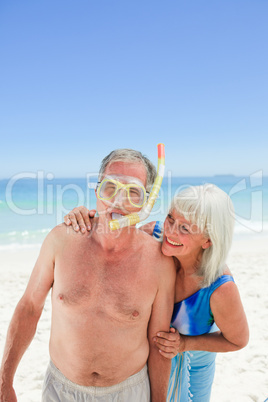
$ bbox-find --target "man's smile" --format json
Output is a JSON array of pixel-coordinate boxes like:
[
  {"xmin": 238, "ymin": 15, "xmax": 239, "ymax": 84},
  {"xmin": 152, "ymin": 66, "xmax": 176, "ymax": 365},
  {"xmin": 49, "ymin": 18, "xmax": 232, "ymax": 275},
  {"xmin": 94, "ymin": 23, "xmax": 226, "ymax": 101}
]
[{"xmin": 111, "ymin": 212, "xmax": 124, "ymax": 220}]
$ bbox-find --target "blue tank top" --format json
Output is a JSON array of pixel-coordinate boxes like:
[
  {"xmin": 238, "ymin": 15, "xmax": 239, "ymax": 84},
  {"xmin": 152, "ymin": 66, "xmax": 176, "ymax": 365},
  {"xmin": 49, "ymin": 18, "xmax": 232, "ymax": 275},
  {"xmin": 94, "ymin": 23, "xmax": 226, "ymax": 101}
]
[{"xmin": 171, "ymin": 275, "xmax": 235, "ymax": 336}]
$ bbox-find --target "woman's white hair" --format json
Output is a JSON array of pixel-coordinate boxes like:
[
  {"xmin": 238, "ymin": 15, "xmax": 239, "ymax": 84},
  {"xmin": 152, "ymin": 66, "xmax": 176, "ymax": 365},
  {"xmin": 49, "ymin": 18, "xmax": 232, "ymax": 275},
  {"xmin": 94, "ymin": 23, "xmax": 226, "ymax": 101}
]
[{"xmin": 170, "ymin": 184, "xmax": 235, "ymax": 288}]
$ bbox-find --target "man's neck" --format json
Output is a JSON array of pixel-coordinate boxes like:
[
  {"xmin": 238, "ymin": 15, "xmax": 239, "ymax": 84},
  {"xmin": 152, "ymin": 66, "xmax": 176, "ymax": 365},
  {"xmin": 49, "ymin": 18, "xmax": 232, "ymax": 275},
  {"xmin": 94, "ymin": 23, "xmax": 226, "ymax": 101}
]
[{"xmin": 92, "ymin": 218, "xmax": 138, "ymax": 253}]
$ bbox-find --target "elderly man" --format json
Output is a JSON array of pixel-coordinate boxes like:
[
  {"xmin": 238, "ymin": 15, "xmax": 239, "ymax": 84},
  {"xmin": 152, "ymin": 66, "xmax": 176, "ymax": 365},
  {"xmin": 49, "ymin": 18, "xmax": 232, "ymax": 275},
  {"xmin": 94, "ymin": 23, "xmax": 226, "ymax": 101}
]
[{"xmin": 0, "ymin": 149, "xmax": 176, "ymax": 402}]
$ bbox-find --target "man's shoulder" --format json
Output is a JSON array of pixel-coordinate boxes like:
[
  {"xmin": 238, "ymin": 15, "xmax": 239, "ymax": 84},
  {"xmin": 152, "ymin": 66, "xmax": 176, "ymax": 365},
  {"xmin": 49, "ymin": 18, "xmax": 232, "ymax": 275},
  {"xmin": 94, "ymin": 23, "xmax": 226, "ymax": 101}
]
[
  {"xmin": 44, "ymin": 224, "xmax": 80, "ymax": 248},
  {"xmin": 135, "ymin": 228, "xmax": 162, "ymax": 252},
  {"xmin": 49, "ymin": 223, "xmax": 69, "ymax": 240},
  {"xmin": 50, "ymin": 223, "xmax": 87, "ymax": 238},
  {"xmin": 136, "ymin": 230, "xmax": 176, "ymax": 271},
  {"xmin": 158, "ymin": 252, "xmax": 176, "ymax": 273}
]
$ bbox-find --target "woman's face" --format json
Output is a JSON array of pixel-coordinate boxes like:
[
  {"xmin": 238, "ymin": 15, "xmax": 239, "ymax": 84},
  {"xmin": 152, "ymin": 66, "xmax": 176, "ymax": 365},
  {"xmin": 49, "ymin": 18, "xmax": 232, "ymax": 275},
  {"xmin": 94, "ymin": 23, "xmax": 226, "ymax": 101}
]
[{"xmin": 161, "ymin": 209, "xmax": 211, "ymax": 259}]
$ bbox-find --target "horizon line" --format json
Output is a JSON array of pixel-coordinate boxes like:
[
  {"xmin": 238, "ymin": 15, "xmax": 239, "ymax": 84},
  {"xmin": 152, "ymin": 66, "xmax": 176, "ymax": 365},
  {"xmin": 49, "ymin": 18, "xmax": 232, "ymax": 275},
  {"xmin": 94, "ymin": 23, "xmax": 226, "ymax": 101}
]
[{"xmin": 0, "ymin": 173, "xmax": 267, "ymax": 181}]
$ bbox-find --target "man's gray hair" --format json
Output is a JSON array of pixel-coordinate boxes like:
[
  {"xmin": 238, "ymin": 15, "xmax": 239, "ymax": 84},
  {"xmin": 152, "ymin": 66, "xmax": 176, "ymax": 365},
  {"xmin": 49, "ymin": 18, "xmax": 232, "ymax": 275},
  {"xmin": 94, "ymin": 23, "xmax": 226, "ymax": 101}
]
[{"xmin": 99, "ymin": 149, "xmax": 157, "ymax": 190}]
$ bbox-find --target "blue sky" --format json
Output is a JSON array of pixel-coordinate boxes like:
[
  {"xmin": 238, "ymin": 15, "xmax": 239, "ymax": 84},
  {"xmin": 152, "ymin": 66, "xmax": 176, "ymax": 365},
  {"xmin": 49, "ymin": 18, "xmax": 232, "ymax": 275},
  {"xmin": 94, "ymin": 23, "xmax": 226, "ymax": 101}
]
[{"xmin": 0, "ymin": 0, "xmax": 267, "ymax": 178}]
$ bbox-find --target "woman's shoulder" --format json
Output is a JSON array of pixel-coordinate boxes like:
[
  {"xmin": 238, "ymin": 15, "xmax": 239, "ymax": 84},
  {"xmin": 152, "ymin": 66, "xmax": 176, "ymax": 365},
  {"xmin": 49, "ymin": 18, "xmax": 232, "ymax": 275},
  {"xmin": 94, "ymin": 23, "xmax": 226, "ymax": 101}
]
[
  {"xmin": 206, "ymin": 269, "xmax": 235, "ymax": 299},
  {"xmin": 222, "ymin": 265, "xmax": 233, "ymax": 276},
  {"xmin": 210, "ymin": 272, "xmax": 237, "ymax": 303}
]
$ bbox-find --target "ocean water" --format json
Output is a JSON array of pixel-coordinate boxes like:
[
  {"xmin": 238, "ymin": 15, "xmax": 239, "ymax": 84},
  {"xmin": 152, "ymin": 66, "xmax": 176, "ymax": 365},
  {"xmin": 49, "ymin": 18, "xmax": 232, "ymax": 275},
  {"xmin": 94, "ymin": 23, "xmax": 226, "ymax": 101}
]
[{"xmin": 0, "ymin": 173, "xmax": 267, "ymax": 249}]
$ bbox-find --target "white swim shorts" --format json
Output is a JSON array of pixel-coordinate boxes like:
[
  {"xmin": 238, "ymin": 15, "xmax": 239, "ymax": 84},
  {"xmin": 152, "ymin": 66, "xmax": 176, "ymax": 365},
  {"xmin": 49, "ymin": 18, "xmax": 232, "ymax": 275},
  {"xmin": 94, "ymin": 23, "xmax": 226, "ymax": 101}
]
[{"xmin": 42, "ymin": 360, "xmax": 150, "ymax": 402}]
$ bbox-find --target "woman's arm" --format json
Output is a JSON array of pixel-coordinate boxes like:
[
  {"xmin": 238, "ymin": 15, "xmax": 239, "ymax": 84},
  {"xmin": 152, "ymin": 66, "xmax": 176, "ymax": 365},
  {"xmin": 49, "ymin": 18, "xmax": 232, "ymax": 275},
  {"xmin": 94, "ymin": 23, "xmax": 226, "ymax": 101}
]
[
  {"xmin": 154, "ymin": 281, "xmax": 249, "ymax": 358},
  {"xmin": 64, "ymin": 207, "xmax": 158, "ymax": 236}
]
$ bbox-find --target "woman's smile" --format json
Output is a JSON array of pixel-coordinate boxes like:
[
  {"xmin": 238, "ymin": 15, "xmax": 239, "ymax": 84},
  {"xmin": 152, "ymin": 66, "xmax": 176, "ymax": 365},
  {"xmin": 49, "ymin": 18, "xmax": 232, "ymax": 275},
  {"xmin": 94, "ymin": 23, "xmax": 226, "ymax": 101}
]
[{"xmin": 166, "ymin": 237, "xmax": 183, "ymax": 247}]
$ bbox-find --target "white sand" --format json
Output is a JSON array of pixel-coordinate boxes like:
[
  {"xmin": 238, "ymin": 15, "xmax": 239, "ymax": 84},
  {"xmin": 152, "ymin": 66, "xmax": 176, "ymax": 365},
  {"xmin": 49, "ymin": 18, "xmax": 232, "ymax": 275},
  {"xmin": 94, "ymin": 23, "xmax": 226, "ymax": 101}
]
[
  {"xmin": 211, "ymin": 234, "xmax": 268, "ymax": 402},
  {"xmin": 0, "ymin": 236, "xmax": 268, "ymax": 402}
]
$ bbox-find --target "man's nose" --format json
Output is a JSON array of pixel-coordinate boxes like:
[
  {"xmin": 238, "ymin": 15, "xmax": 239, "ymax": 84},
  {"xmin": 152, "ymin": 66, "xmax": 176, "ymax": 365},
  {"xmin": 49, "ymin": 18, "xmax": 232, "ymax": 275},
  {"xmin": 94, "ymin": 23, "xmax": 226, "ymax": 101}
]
[{"xmin": 112, "ymin": 188, "xmax": 127, "ymax": 206}]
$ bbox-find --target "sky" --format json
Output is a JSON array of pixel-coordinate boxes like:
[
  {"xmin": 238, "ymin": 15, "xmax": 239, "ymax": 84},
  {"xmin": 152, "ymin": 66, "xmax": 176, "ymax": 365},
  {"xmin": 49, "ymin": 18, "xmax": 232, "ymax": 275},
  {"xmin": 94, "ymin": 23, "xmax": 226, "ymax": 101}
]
[{"xmin": 0, "ymin": 0, "xmax": 268, "ymax": 178}]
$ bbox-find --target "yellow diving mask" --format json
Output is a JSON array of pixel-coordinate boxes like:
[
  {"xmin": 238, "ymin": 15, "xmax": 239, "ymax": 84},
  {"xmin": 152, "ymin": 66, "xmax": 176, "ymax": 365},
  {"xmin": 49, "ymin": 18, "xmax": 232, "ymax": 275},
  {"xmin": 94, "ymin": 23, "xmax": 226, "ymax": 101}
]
[{"xmin": 96, "ymin": 175, "xmax": 149, "ymax": 209}]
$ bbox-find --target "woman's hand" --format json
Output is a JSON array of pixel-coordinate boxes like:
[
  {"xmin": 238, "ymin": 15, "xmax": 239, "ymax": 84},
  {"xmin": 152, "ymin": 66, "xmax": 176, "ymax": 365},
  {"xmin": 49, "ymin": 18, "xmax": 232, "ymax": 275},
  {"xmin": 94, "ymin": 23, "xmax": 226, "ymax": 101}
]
[
  {"xmin": 153, "ymin": 327, "xmax": 186, "ymax": 358},
  {"xmin": 64, "ymin": 206, "xmax": 96, "ymax": 233}
]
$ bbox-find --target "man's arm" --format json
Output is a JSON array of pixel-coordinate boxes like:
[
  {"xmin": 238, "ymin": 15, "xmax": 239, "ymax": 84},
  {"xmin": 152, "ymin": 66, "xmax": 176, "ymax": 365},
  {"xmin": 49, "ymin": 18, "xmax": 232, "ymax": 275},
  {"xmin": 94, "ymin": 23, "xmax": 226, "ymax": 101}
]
[
  {"xmin": 0, "ymin": 228, "xmax": 57, "ymax": 401},
  {"xmin": 147, "ymin": 254, "xmax": 176, "ymax": 402}
]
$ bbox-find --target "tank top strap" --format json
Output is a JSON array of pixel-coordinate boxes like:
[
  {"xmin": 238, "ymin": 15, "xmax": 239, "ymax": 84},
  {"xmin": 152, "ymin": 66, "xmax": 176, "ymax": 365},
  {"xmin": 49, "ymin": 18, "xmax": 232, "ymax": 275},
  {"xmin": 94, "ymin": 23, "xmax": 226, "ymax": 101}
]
[
  {"xmin": 208, "ymin": 275, "xmax": 235, "ymax": 298},
  {"xmin": 152, "ymin": 220, "xmax": 164, "ymax": 241}
]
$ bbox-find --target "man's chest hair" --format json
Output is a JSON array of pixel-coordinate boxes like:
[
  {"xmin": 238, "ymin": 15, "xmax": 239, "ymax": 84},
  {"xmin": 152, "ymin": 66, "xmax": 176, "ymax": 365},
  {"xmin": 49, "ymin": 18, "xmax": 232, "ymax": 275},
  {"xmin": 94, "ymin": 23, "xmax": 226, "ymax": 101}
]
[{"xmin": 54, "ymin": 245, "xmax": 159, "ymax": 315}]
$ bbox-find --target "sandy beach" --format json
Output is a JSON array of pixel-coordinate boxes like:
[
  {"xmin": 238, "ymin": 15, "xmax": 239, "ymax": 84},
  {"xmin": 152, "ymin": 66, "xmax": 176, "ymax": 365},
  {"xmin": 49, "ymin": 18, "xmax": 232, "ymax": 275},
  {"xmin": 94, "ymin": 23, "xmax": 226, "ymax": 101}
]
[{"xmin": 0, "ymin": 234, "xmax": 267, "ymax": 402}]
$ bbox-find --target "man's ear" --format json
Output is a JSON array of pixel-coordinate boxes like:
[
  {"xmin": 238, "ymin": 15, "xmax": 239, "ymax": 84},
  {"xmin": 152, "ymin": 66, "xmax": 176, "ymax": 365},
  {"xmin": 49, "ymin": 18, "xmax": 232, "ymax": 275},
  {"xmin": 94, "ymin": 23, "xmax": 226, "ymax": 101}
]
[{"xmin": 202, "ymin": 239, "xmax": 212, "ymax": 250}]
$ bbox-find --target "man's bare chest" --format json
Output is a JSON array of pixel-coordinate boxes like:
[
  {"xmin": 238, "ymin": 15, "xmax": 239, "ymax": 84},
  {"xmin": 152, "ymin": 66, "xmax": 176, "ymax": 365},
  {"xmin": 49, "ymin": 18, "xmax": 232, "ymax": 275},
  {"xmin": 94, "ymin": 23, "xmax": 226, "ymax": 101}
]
[{"xmin": 53, "ymin": 243, "xmax": 158, "ymax": 321}]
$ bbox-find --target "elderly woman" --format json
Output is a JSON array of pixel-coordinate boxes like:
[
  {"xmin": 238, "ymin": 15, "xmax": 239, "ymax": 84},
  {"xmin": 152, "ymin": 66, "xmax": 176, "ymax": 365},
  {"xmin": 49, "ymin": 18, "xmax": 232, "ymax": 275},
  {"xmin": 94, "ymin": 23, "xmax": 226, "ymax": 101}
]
[{"xmin": 65, "ymin": 184, "xmax": 249, "ymax": 402}]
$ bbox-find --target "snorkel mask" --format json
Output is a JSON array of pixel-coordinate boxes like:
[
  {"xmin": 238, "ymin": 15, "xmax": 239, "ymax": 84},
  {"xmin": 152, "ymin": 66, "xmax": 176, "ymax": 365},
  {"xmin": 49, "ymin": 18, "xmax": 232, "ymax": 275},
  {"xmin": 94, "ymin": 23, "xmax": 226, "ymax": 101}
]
[
  {"xmin": 109, "ymin": 143, "xmax": 165, "ymax": 230},
  {"xmin": 97, "ymin": 175, "xmax": 149, "ymax": 210}
]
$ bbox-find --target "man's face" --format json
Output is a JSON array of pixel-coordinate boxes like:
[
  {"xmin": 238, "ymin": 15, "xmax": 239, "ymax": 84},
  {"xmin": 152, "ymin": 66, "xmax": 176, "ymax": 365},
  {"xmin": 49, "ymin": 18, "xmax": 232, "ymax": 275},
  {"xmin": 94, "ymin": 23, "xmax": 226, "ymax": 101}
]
[{"xmin": 96, "ymin": 161, "xmax": 147, "ymax": 221}]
